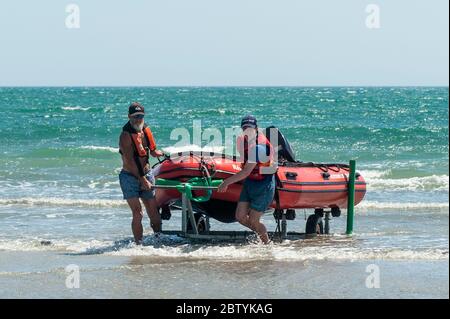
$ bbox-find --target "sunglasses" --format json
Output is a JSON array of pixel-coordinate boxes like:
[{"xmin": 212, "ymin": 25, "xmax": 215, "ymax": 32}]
[{"xmin": 131, "ymin": 114, "xmax": 145, "ymax": 119}]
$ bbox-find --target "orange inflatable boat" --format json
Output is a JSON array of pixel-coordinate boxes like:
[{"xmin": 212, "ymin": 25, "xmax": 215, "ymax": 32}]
[{"xmin": 153, "ymin": 130, "xmax": 366, "ymax": 225}]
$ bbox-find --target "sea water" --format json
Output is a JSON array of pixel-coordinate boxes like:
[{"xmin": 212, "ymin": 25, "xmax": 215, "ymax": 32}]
[{"xmin": 0, "ymin": 87, "xmax": 448, "ymax": 298}]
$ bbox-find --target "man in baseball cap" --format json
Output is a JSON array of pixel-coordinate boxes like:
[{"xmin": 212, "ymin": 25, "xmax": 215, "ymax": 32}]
[
  {"xmin": 118, "ymin": 102, "xmax": 165, "ymax": 244},
  {"xmin": 240, "ymin": 114, "xmax": 257, "ymax": 129},
  {"xmin": 218, "ymin": 114, "xmax": 276, "ymax": 244}
]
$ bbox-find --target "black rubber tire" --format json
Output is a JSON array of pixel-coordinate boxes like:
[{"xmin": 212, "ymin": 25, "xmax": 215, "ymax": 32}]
[
  {"xmin": 187, "ymin": 213, "xmax": 208, "ymax": 234},
  {"xmin": 331, "ymin": 207, "xmax": 341, "ymax": 218},
  {"xmin": 305, "ymin": 214, "xmax": 324, "ymax": 235},
  {"xmin": 160, "ymin": 205, "xmax": 172, "ymax": 220}
]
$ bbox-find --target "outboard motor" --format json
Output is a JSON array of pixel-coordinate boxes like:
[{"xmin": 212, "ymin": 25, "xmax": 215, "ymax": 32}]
[{"xmin": 265, "ymin": 126, "xmax": 296, "ymax": 162}]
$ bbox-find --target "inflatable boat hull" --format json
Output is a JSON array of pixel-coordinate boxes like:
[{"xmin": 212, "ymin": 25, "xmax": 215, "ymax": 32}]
[{"xmin": 153, "ymin": 153, "xmax": 366, "ymax": 223}]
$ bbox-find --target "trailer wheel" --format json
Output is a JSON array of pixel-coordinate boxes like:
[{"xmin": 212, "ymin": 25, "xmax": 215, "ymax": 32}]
[
  {"xmin": 160, "ymin": 204, "xmax": 172, "ymax": 220},
  {"xmin": 305, "ymin": 214, "xmax": 324, "ymax": 235},
  {"xmin": 187, "ymin": 213, "xmax": 209, "ymax": 234}
]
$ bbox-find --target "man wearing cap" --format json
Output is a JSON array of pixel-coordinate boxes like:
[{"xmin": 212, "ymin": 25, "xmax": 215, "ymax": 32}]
[
  {"xmin": 119, "ymin": 102, "xmax": 165, "ymax": 244},
  {"xmin": 217, "ymin": 115, "xmax": 276, "ymax": 244}
]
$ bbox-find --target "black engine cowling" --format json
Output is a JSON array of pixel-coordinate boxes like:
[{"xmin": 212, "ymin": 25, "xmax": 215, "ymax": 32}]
[{"xmin": 265, "ymin": 126, "xmax": 296, "ymax": 162}]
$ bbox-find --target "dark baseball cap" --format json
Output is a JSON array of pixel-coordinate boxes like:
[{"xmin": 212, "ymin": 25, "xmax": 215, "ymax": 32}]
[
  {"xmin": 241, "ymin": 114, "xmax": 257, "ymax": 128},
  {"xmin": 129, "ymin": 102, "xmax": 145, "ymax": 116}
]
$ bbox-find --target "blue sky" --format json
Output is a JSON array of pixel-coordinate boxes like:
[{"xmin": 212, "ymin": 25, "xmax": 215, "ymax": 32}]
[{"xmin": 0, "ymin": 0, "xmax": 448, "ymax": 86}]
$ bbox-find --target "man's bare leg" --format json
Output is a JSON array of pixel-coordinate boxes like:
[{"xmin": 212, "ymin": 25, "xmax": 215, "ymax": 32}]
[
  {"xmin": 126, "ymin": 198, "xmax": 144, "ymax": 244},
  {"xmin": 248, "ymin": 209, "xmax": 269, "ymax": 244},
  {"xmin": 235, "ymin": 201, "xmax": 257, "ymax": 231},
  {"xmin": 142, "ymin": 198, "xmax": 162, "ymax": 233}
]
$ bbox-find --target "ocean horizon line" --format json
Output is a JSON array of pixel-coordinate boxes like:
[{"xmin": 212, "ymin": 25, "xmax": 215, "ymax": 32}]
[{"xmin": 0, "ymin": 85, "xmax": 448, "ymax": 89}]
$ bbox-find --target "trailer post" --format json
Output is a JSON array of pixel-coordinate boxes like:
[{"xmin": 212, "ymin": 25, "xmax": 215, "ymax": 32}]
[{"xmin": 346, "ymin": 160, "xmax": 356, "ymax": 235}]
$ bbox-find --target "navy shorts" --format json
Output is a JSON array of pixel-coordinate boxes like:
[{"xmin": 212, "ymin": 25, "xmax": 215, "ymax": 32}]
[
  {"xmin": 239, "ymin": 175, "xmax": 275, "ymax": 212},
  {"xmin": 119, "ymin": 169, "xmax": 156, "ymax": 200}
]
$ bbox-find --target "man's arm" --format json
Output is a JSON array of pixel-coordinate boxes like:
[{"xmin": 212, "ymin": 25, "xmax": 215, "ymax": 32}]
[
  {"xmin": 217, "ymin": 162, "xmax": 257, "ymax": 193},
  {"xmin": 146, "ymin": 128, "xmax": 165, "ymax": 158}
]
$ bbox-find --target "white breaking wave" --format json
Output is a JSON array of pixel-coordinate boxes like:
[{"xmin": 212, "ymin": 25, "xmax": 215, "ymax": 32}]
[
  {"xmin": 360, "ymin": 170, "xmax": 449, "ymax": 192},
  {"xmin": 61, "ymin": 106, "xmax": 91, "ymax": 111},
  {"xmin": 0, "ymin": 196, "xmax": 447, "ymax": 212},
  {"xmin": 80, "ymin": 145, "xmax": 119, "ymax": 153},
  {"xmin": 0, "ymin": 237, "xmax": 447, "ymax": 261},
  {"xmin": 0, "ymin": 238, "xmax": 115, "ymax": 252},
  {"xmin": 357, "ymin": 201, "xmax": 449, "ymax": 210},
  {"xmin": 368, "ymin": 175, "xmax": 449, "ymax": 192},
  {"xmin": 359, "ymin": 169, "xmax": 391, "ymax": 179},
  {"xmin": 0, "ymin": 197, "xmax": 126, "ymax": 208},
  {"xmin": 269, "ymin": 246, "xmax": 449, "ymax": 261},
  {"xmin": 86, "ymin": 246, "xmax": 450, "ymax": 261}
]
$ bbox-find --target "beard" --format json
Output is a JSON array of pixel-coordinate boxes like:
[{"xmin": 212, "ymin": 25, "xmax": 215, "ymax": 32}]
[{"xmin": 131, "ymin": 121, "xmax": 144, "ymax": 132}]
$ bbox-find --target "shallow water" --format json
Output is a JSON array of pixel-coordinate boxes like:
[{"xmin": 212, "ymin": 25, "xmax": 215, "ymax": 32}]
[
  {"xmin": 0, "ymin": 205, "xmax": 448, "ymax": 298},
  {"xmin": 0, "ymin": 251, "xmax": 448, "ymax": 299}
]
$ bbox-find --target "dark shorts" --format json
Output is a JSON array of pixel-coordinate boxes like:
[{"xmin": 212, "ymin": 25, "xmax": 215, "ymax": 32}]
[
  {"xmin": 119, "ymin": 169, "xmax": 156, "ymax": 200},
  {"xmin": 239, "ymin": 175, "xmax": 275, "ymax": 212}
]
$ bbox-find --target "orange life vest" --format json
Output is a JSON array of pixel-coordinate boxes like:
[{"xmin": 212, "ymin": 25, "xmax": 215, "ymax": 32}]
[
  {"xmin": 120, "ymin": 122, "xmax": 157, "ymax": 177},
  {"xmin": 130, "ymin": 126, "xmax": 157, "ymax": 157},
  {"xmin": 237, "ymin": 131, "xmax": 275, "ymax": 181},
  {"xmin": 121, "ymin": 122, "xmax": 157, "ymax": 158}
]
